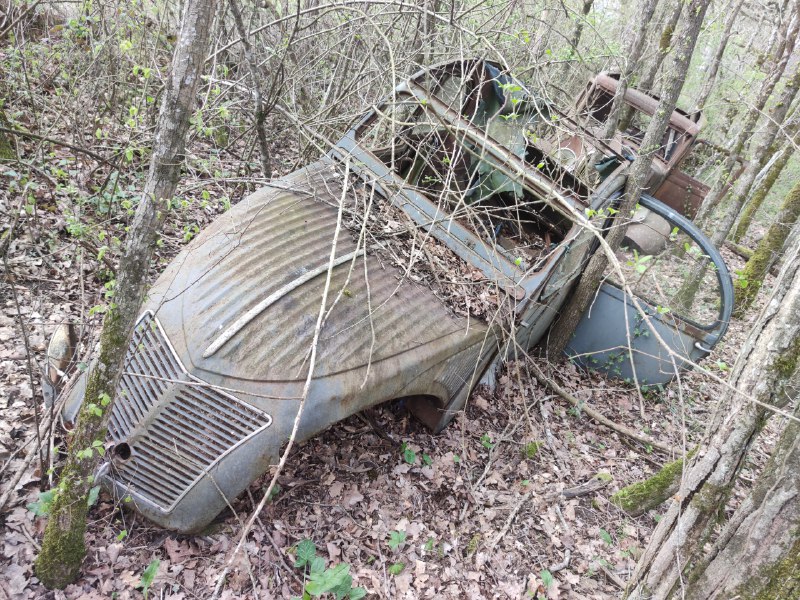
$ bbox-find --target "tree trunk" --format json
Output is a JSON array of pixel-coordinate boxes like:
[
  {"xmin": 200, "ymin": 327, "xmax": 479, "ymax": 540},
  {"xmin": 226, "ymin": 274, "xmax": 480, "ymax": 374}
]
[
  {"xmin": 34, "ymin": 0, "xmax": 217, "ymax": 589},
  {"xmin": 626, "ymin": 221, "xmax": 800, "ymax": 599},
  {"xmin": 693, "ymin": 0, "xmax": 744, "ymax": 112},
  {"xmin": 228, "ymin": 0, "xmax": 272, "ymax": 178},
  {"xmin": 566, "ymin": 0, "xmax": 595, "ymax": 58},
  {"xmin": 706, "ymin": 61, "xmax": 800, "ymax": 249},
  {"xmin": 629, "ymin": 0, "xmax": 682, "ymax": 95},
  {"xmin": 0, "ymin": 105, "xmax": 14, "ymax": 160},
  {"xmin": 685, "ymin": 400, "xmax": 800, "ymax": 599},
  {"xmin": 734, "ymin": 179, "xmax": 800, "ymax": 315},
  {"xmin": 694, "ymin": 6, "xmax": 798, "ymax": 226},
  {"xmin": 547, "ymin": 0, "xmax": 710, "ymax": 358},
  {"xmin": 600, "ymin": 0, "xmax": 660, "ymax": 140},
  {"xmin": 732, "ymin": 117, "xmax": 797, "ymax": 243}
]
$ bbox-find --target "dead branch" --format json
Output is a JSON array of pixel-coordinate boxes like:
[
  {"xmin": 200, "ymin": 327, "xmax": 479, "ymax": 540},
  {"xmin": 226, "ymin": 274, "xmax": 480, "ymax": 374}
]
[{"xmin": 530, "ymin": 361, "xmax": 679, "ymax": 456}]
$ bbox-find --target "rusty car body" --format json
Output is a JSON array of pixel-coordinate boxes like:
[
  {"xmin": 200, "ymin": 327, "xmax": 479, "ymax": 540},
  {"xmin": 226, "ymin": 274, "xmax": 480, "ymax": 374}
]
[{"xmin": 56, "ymin": 59, "xmax": 733, "ymax": 533}]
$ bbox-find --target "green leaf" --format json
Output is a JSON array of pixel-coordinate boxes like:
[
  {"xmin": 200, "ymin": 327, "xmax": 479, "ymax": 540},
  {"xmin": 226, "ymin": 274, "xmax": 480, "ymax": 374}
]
[
  {"xmin": 27, "ymin": 489, "xmax": 57, "ymax": 517},
  {"xmin": 309, "ymin": 555, "xmax": 326, "ymax": 575},
  {"xmin": 387, "ymin": 562, "xmax": 405, "ymax": 575},
  {"xmin": 387, "ymin": 530, "xmax": 407, "ymax": 550},
  {"xmin": 421, "ymin": 453, "xmax": 433, "ymax": 466},
  {"xmin": 139, "ymin": 559, "xmax": 159, "ymax": 598},
  {"xmin": 599, "ymin": 528, "xmax": 613, "ymax": 545},
  {"xmin": 116, "ymin": 529, "xmax": 128, "ymax": 541},
  {"xmin": 400, "ymin": 442, "xmax": 416, "ymax": 464},
  {"xmin": 541, "ymin": 569, "xmax": 554, "ymax": 588},
  {"xmin": 295, "ymin": 539, "xmax": 316, "ymax": 568},
  {"xmin": 349, "ymin": 587, "xmax": 367, "ymax": 600},
  {"xmin": 305, "ymin": 563, "xmax": 351, "ymax": 596},
  {"xmin": 87, "ymin": 485, "xmax": 101, "ymax": 507}
]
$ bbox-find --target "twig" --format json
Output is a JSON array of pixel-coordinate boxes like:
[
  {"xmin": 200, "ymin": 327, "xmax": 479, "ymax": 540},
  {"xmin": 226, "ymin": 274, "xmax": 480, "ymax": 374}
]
[
  {"xmin": 549, "ymin": 505, "xmax": 571, "ymax": 572},
  {"xmin": 210, "ymin": 160, "xmax": 352, "ymax": 600},
  {"xmin": 530, "ymin": 362, "xmax": 678, "ymax": 455},
  {"xmin": 0, "ymin": 125, "xmax": 111, "ymax": 165},
  {"xmin": 539, "ymin": 396, "xmax": 569, "ymax": 476}
]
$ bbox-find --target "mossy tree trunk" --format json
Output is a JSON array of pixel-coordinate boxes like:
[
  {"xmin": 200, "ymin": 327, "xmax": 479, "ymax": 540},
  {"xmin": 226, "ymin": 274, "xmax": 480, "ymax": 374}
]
[
  {"xmin": 547, "ymin": 0, "xmax": 710, "ymax": 358},
  {"xmin": 0, "ymin": 105, "xmax": 14, "ymax": 160},
  {"xmin": 625, "ymin": 226, "xmax": 800, "ymax": 599},
  {"xmin": 694, "ymin": 11, "xmax": 798, "ymax": 227},
  {"xmin": 611, "ymin": 449, "xmax": 696, "ymax": 516},
  {"xmin": 34, "ymin": 0, "xmax": 217, "ymax": 589},
  {"xmin": 692, "ymin": 0, "xmax": 743, "ymax": 112},
  {"xmin": 734, "ymin": 180, "xmax": 800, "ymax": 316},
  {"xmin": 731, "ymin": 134, "xmax": 795, "ymax": 244},
  {"xmin": 685, "ymin": 400, "xmax": 800, "ymax": 599}
]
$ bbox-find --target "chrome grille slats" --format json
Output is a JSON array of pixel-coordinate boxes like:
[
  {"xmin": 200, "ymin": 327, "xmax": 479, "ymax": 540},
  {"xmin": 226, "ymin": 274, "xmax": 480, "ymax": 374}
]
[{"xmin": 107, "ymin": 311, "xmax": 273, "ymax": 513}]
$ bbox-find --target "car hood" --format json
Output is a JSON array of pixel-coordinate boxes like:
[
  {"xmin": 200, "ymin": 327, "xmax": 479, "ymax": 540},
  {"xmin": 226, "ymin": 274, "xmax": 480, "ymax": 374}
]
[{"xmin": 146, "ymin": 160, "xmax": 468, "ymax": 384}]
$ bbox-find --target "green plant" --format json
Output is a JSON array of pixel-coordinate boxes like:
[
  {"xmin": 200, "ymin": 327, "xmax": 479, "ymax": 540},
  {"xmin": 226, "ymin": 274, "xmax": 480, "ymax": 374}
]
[
  {"xmin": 138, "ymin": 559, "xmax": 159, "ymax": 599},
  {"xmin": 387, "ymin": 530, "xmax": 407, "ymax": 550},
  {"xmin": 480, "ymin": 433, "xmax": 494, "ymax": 449},
  {"xmin": 292, "ymin": 539, "xmax": 366, "ymax": 599},
  {"xmin": 400, "ymin": 441, "xmax": 416, "ymax": 464},
  {"xmin": 387, "ymin": 562, "xmax": 405, "ymax": 575}
]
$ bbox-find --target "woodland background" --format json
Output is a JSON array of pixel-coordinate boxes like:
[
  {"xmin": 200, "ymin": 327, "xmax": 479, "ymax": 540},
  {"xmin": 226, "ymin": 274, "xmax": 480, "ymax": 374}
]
[{"xmin": 1, "ymin": 0, "xmax": 799, "ymax": 598}]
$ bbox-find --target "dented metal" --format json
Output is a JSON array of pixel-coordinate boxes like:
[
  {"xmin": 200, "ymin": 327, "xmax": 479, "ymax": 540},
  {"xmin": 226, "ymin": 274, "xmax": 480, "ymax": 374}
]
[{"xmin": 58, "ymin": 59, "xmax": 732, "ymax": 533}]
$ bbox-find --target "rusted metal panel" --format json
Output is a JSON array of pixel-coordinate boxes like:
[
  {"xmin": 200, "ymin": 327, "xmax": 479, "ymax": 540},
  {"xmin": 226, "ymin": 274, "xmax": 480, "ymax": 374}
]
[{"xmin": 653, "ymin": 168, "xmax": 709, "ymax": 218}]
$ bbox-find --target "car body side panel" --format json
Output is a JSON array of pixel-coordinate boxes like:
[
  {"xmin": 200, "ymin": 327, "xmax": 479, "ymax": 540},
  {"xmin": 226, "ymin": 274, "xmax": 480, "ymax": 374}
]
[{"xmin": 142, "ymin": 161, "xmax": 471, "ymax": 385}]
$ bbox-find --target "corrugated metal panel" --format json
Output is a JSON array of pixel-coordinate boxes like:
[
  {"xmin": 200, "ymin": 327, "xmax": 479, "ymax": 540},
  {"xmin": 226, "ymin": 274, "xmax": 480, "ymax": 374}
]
[
  {"xmin": 108, "ymin": 313, "xmax": 273, "ymax": 512},
  {"xmin": 180, "ymin": 162, "xmax": 465, "ymax": 381}
]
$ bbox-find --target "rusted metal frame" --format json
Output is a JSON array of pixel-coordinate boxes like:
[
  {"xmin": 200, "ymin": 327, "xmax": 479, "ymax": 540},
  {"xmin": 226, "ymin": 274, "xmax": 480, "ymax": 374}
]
[{"xmin": 591, "ymin": 73, "xmax": 701, "ymax": 135}]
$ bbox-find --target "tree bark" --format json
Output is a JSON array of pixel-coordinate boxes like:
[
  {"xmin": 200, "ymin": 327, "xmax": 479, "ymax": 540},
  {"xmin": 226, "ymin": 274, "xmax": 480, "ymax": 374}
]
[
  {"xmin": 732, "ymin": 116, "xmax": 798, "ymax": 243},
  {"xmin": 686, "ymin": 400, "xmax": 800, "ymax": 599},
  {"xmin": 734, "ymin": 179, "xmax": 800, "ymax": 315},
  {"xmin": 706, "ymin": 60, "xmax": 800, "ymax": 249},
  {"xmin": 626, "ymin": 221, "xmax": 800, "ymax": 599},
  {"xmin": 34, "ymin": 0, "xmax": 217, "ymax": 589},
  {"xmin": 629, "ymin": 0, "xmax": 682, "ymax": 95},
  {"xmin": 566, "ymin": 0, "xmax": 595, "ymax": 59},
  {"xmin": 547, "ymin": 0, "xmax": 710, "ymax": 358},
  {"xmin": 600, "ymin": 0, "xmax": 660, "ymax": 140},
  {"xmin": 228, "ymin": 0, "xmax": 272, "ymax": 178},
  {"xmin": 694, "ymin": 6, "xmax": 798, "ymax": 227},
  {"xmin": 693, "ymin": 0, "xmax": 743, "ymax": 111}
]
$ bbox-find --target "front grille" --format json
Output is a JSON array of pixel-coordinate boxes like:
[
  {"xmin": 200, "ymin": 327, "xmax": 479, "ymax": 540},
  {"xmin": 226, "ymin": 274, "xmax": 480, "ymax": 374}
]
[{"xmin": 107, "ymin": 312, "xmax": 273, "ymax": 512}]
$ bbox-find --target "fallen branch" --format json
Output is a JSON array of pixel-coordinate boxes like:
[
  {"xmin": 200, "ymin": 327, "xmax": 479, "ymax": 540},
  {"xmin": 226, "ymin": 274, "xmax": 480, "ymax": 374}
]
[
  {"xmin": 530, "ymin": 361, "xmax": 679, "ymax": 455},
  {"xmin": 0, "ymin": 125, "xmax": 112, "ymax": 165}
]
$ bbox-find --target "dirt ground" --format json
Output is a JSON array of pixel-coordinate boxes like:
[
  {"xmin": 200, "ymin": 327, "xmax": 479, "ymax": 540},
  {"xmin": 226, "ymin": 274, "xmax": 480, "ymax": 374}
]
[{"xmin": 0, "ymin": 126, "xmax": 776, "ymax": 599}]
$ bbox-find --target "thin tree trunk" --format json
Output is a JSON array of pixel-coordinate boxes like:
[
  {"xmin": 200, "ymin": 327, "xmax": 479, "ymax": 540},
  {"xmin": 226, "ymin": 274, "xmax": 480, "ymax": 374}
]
[
  {"xmin": 548, "ymin": 0, "xmax": 710, "ymax": 358},
  {"xmin": 600, "ymin": 0, "xmax": 660, "ymax": 140},
  {"xmin": 693, "ymin": 0, "xmax": 744, "ymax": 112},
  {"xmin": 695, "ymin": 5, "xmax": 798, "ymax": 226},
  {"xmin": 734, "ymin": 179, "xmax": 800, "ymax": 315},
  {"xmin": 34, "ymin": 0, "xmax": 217, "ymax": 589},
  {"xmin": 626, "ymin": 222, "xmax": 800, "ymax": 599},
  {"xmin": 229, "ymin": 0, "xmax": 272, "ymax": 178},
  {"xmin": 707, "ymin": 61, "xmax": 800, "ymax": 249},
  {"xmin": 567, "ymin": 0, "xmax": 595, "ymax": 57},
  {"xmin": 631, "ymin": 0, "xmax": 682, "ymax": 95},
  {"xmin": 732, "ymin": 116, "xmax": 798, "ymax": 243}
]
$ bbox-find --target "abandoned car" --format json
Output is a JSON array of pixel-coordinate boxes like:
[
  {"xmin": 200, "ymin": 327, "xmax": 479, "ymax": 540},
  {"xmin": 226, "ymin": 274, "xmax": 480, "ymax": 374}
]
[{"xmin": 54, "ymin": 59, "xmax": 733, "ymax": 533}]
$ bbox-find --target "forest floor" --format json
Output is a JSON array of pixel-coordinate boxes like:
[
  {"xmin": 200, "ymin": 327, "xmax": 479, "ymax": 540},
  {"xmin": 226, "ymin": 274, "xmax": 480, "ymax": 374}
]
[{"xmin": 0, "ymin": 124, "xmax": 779, "ymax": 600}]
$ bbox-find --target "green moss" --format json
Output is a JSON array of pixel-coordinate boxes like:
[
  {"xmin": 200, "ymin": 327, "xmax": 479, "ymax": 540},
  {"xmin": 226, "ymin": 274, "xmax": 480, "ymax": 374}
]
[
  {"xmin": 733, "ymin": 146, "xmax": 789, "ymax": 243},
  {"xmin": 735, "ymin": 180, "xmax": 800, "ymax": 316},
  {"xmin": 611, "ymin": 449, "xmax": 696, "ymax": 515},
  {"xmin": 34, "ymin": 471, "xmax": 90, "ymax": 588},
  {"xmin": 523, "ymin": 441, "xmax": 542, "ymax": 459},
  {"xmin": 771, "ymin": 334, "xmax": 800, "ymax": 381},
  {"xmin": 733, "ymin": 536, "xmax": 800, "ymax": 599}
]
